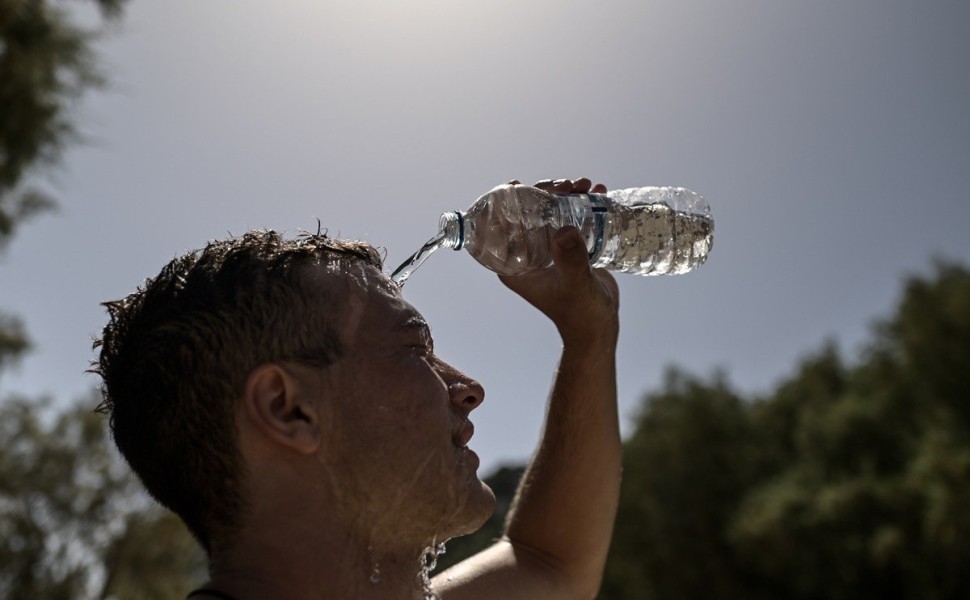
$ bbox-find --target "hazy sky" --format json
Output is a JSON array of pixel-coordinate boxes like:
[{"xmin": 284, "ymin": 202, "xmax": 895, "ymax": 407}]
[{"xmin": 3, "ymin": 0, "xmax": 969, "ymax": 473}]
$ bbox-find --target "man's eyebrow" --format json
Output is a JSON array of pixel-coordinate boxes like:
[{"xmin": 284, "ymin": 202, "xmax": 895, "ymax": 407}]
[{"xmin": 398, "ymin": 314, "xmax": 431, "ymax": 333}]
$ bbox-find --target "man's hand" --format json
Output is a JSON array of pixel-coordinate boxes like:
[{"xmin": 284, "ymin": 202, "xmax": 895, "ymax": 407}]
[{"xmin": 498, "ymin": 178, "xmax": 620, "ymax": 350}]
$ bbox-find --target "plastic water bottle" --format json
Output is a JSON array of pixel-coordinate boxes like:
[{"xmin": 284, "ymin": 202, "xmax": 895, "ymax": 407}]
[{"xmin": 390, "ymin": 183, "xmax": 714, "ymax": 285}]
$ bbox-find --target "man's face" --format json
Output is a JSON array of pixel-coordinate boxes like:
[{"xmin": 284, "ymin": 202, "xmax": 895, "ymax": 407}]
[{"xmin": 308, "ymin": 261, "xmax": 495, "ymax": 545}]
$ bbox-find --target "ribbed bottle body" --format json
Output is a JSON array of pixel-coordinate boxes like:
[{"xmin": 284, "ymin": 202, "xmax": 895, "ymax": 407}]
[{"xmin": 591, "ymin": 187, "xmax": 713, "ymax": 276}]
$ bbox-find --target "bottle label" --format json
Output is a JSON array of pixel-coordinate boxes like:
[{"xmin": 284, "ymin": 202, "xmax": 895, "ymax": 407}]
[{"xmin": 589, "ymin": 196, "xmax": 608, "ymax": 261}]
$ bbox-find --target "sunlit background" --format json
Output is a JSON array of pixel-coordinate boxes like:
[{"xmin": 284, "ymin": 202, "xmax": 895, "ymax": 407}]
[{"xmin": 4, "ymin": 0, "xmax": 969, "ymax": 474}]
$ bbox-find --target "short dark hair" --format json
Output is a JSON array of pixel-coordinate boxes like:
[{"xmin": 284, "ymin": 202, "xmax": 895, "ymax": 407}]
[{"xmin": 93, "ymin": 230, "xmax": 383, "ymax": 553}]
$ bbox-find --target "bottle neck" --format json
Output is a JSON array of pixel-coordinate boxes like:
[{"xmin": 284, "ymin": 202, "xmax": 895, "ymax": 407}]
[{"xmin": 439, "ymin": 211, "xmax": 465, "ymax": 251}]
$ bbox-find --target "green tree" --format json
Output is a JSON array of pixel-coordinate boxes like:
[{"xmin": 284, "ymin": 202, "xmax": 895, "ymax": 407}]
[
  {"xmin": 1, "ymin": 0, "xmax": 129, "ymax": 389},
  {"xmin": 600, "ymin": 261, "xmax": 970, "ymax": 600},
  {"xmin": 730, "ymin": 263, "xmax": 970, "ymax": 600},
  {"xmin": 1, "ymin": 0, "xmax": 127, "ymax": 246},
  {"xmin": 1, "ymin": 3, "xmax": 208, "ymax": 598},
  {"xmin": 600, "ymin": 369, "xmax": 759, "ymax": 600},
  {"xmin": 0, "ymin": 394, "xmax": 206, "ymax": 599},
  {"xmin": 0, "ymin": 313, "xmax": 30, "ymax": 375}
]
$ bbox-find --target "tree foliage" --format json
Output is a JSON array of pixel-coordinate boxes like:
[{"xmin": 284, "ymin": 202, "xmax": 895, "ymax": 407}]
[
  {"xmin": 0, "ymin": 313, "xmax": 30, "ymax": 379},
  {"xmin": 1, "ymin": 0, "xmax": 131, "ymax": 471},
  {"xmin": 0, "ymin": 393, "xmax": 205, "ymax": 600},
  {"xmin": 0, "ymin": 0, "xmax": 126, "ymax": 250},
  {"xmin": 602, "ymin": 261, "xmax": 970, "ymax": 600},
  {"xmin": 0, "ymin": 5, "xmax": 207, "ymax": 597}
]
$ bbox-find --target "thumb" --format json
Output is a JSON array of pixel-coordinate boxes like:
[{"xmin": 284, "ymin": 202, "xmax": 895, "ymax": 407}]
[{"xmin": 550, "ymin": 227, "xmax": 592, "ymax": 280}]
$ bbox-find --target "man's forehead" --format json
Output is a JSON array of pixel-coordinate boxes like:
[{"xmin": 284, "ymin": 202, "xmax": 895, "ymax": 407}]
[
  {"xmin": 305, "ymin": 260, "xmax": 424, "ymax": 342},
  {"xmin": 301, "ymin": 258, "xmax": 391, "ymax": 299}
]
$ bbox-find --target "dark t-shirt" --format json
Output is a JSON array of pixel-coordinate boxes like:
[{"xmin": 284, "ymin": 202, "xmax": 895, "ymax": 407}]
[{"xmin": 186, "ymin": 588, "xmax": 239, "ymax": 600}]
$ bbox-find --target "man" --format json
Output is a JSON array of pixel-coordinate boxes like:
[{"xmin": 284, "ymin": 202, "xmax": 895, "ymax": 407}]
[{"xmin": 94, "ymin": 178, "xmax": 622, "ymax": 600}]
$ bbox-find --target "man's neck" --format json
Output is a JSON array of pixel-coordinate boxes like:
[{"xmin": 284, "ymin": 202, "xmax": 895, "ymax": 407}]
[{"xmin": 203, "ymin": 521, "xmax": 438, "ymax": 600}]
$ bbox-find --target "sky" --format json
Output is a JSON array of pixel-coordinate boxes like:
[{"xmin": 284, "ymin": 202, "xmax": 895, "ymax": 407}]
[{"xmin": 3, "ymin": 0, "xmax": 969, "ymax": 475}]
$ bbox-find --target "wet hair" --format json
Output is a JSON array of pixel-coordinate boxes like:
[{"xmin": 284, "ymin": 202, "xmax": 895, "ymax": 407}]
[{"xmin": 92, "ymin": 230, "xmax": 383, "ymax": 553}]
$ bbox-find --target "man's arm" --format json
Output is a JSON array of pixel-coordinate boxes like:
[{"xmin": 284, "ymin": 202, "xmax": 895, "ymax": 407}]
[{"xmin": 435, "ymin": 179, "xmax": 622, "ymax": 600}]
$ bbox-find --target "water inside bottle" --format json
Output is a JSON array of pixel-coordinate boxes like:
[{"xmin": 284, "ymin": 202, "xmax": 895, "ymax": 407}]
[
  {"xmin": 593, "ymin": 203, "xmax": 714, "ymax": 275},
  {"xmin": 390, "ymin": 230, "xmax": 448, "ymax": 287}
]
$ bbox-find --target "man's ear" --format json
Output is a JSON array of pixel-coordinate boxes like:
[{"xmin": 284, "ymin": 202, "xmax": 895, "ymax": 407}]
[{"xmin": 242, "ymin": 363, "xmax": 322, "ymax": 455}]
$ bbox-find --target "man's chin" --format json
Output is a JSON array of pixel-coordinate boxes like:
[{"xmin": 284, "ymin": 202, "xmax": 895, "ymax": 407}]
[
  {"xmin": 435, "ymin": 480, "xmax": 496, "ymax": 542},
  {"xmin": 459, "ymin": 480, "xmax": 497, "ymax": 537}
]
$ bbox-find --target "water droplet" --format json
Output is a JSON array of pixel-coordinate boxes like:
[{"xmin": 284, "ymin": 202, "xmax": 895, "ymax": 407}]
[
  {"xmin": 418, "ymin": 542, "xmax": 448, "ymax": 600},
  {"xmin": 367, "ymin": 546, "xmax": 381, "ymax": 584}
]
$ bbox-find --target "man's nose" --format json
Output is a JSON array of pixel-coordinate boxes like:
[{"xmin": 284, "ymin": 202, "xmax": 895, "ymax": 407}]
[{"xmin": 448, "ymin": 376, "xmax": 485, "ymax": 412}]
